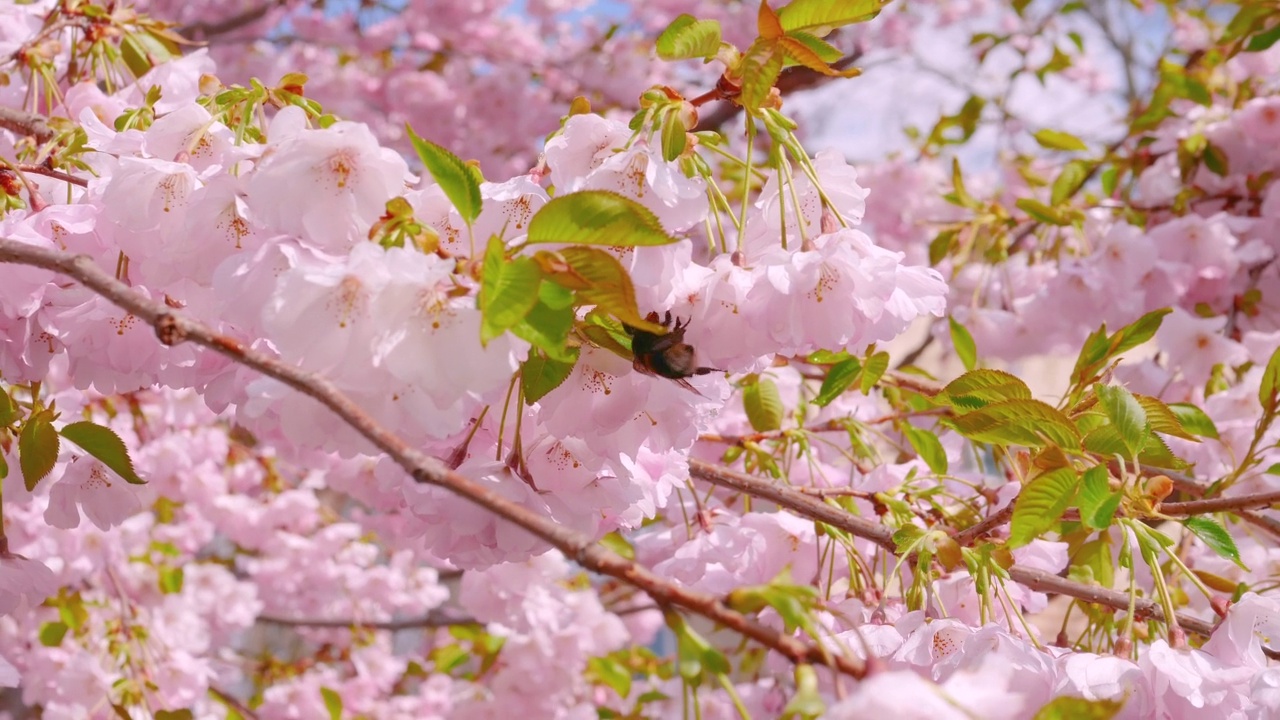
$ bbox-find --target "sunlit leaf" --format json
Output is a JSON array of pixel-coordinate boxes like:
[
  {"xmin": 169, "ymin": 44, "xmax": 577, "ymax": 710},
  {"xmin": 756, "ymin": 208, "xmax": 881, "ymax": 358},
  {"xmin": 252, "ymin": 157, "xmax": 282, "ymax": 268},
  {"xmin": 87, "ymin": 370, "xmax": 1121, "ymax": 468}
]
[{"xmin": 406, "ymin": 126, "xmax": 483, "ymax": 225}]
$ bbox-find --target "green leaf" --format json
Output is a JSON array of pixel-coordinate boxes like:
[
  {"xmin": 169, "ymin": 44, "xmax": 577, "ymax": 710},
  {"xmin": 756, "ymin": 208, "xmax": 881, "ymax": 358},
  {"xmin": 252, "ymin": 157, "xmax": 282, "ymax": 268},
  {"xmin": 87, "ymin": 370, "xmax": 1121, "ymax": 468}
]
[
  {"xmin": 1100, "ymin": 166, "xmax": 1118, "ymax": 196},
  {"xmin": 39, "ymin": 621, "xmax": 68, "ymax": 647},
  {"xmin": 0, "ymin": 387, "xmax": 19, "ymax": 426},
  {"xmin": 1032, "ymin": 129, "xmax": 1088, "ymax": 152},
  {"xmin": 479, "ymin": 239, "xmax": 543, "ymax": 342},
  {"xmin": 661, "ymin": 111, "xmax": 687, "ymax": 161},
  {"xmin": 1016, "ymin": 197, "xmax": 1069, "ymax": 225},
  {"xmin": 1184, "ymin": 517, "xmax": 1248, "ymax": 571},
  {"xmin": 1135, "ymin": 395, "xmax": 1198, "ymax": 441},
  {"xmin": 19, "ymin": 410, "xmax": 59, "ymax": 492},
  {"xmin": 776, "ymin": 0, "xmax": 890, "ymax": 32},
  {"xmin": 526, "ymin": 191, "xmax": 677, "ymax": 247},
  {"xmin": 1051, "ymin": 160, "xmax": 1092, "ymax": 205},
  {"xmin": 785, "ymin": 31, "xmax": 843, "ymax": 63},
  {"xmin": 903, "ymin": 425, "xmax": 948, "ymax": 475},
  {"xmin": 155, "ymin": 712, "xmax": 194, "ymax": 720},
  {"xmin": 1009, "ymin": 467, "xmax": 1079, "ymax": 548},
  {"xmin": 947, "ymin": 399, "xmax": 1080, "ymax": 449},
  {"xmin": 656, "ymin": 14, "xmax": 723, "ymax": 60},
  {"xmin": 738, "ymin": 40, "xmax": 785, "ymax": 111},
  {"xmin": 158, "ymin": 566, "xmax": 184, "ymax": 594},
  {"xmin": 1031, "ymin": 695, "xmax": 1123, "ymax": 720},
  {"xmin": 587, "ymin": 656, "xmax": 633, "ymax": 700},
  {"xmin": 1164, "ymin": 403, "xmax": 1217, "ymax": 439},
  {"xmin": 321, "ymin": 686, "xmax": 343, "ymax": 720},
  {"xmin": 939, "ymin": 369, "xmax": 1033, "ymax": 410},
  {"xmin": 1077, "ymin": 465, "xmax": 1120, "ymax": 530},
  {"xmin": 511, "ymin": 300, "xmax": 577, "ymax": 362},
  {"xmin": 59, "ymin": 421, "xmax": 146, "ymax": 485},
  {"xmin": 814, "ymin": 357, "xmax": 861, "ymax": 407},
  {"xmin": 1095, "ymin": 384, "xmax": 1149, "ymax": 458},
  {"xmin": 1246, "ymin": 23, "xmax": 1280, "ymax": 52},
  {"xmin": 542, "ymin": 246, "xmax": 656, "ymax": 330},
  {"xmin": 522, "ymin": 351, "xmax": 579, "ymax": 404},
  {"xmin": 860, "ymin": 351, "xmax": 889, "ymax": 393},
  {"xmin": 406, "ymin": 126, "xmax": 482, "ymax": 225},
  {"xmin": 948, "ymin": 317, "xmax": 977, "ymax": 371},
  {"xmin": 1110, "ymin": 309, "xmax": 1171, "ymax": 356},
  {"xmin": 1260, "ymin": 346, "xmax": 1280, "ymax": 414},
  {"xmin": 743, "ymin": 376, "xmax": 784, "ymax": 432}
]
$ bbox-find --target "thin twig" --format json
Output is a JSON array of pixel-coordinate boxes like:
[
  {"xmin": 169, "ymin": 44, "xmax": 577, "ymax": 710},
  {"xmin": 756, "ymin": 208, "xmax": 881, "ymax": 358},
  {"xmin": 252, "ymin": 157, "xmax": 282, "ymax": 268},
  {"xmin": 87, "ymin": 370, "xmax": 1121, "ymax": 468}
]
[
  {"xmin": 0, "ymin": 238, "xmax": 866, "ymax": 679},
  {"xmin": 210, "ymin": 686, "xmax": 259, "ymax": 720}
]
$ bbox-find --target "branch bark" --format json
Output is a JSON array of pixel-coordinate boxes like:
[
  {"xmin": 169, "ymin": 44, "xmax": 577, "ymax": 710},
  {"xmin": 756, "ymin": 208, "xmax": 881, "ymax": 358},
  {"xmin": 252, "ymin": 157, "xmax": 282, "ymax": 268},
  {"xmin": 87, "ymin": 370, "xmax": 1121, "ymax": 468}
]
[{"xmin": 0, "ymin": 238, "xmax": 866, "ymax": 679}]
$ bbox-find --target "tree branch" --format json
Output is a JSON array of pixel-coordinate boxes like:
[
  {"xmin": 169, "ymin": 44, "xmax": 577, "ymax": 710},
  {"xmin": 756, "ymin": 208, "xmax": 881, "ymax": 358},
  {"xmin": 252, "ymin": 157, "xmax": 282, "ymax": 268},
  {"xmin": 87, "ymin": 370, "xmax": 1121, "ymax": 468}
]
[
  {"xmin": 0, "ymin": 107, "xmax": 55, "ymax": 143},
  {"xmin": 1160, "ymin": 489, "xmax": 1280, "ymax": 517},
  {"xmin": 0, "ymin": 238, "xmax": 866, "ymax": 679},
  {"xmin": 688, "ymin": 459, "xmax": 1224, "ymax": 639}
]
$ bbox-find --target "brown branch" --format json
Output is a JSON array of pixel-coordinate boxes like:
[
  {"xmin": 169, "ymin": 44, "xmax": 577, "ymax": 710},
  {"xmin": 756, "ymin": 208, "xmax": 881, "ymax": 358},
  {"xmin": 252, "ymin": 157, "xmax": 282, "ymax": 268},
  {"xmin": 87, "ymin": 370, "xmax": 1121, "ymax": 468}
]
[
  {"xmin": 952, "ymin": 500, "xmax": 1015, "ymax": 547},
  {"xmin": 689, "ymin": 459, "xmax": 896, "ymax": 550},
  {"xmin": 0, "ymin": 238, "xmax": 866, "ymax": 679},
  {"xmin": 688, "ymin": 459, "xmax": 1224, "ymax": 640},
  {"xmin": 1006, "ymin": 565, "xmax": 1216, "ymax": 637},
  {"xmin": 0, "ymin": 107, "xmax": 55, "ymax": 143},
  {"xmin": 16, "ymin": 164, "xmax": 87, "ymax": 188},
  {"xmin": 1160, "ymin": 489, "xmax": 1280, "ymax": 517}
]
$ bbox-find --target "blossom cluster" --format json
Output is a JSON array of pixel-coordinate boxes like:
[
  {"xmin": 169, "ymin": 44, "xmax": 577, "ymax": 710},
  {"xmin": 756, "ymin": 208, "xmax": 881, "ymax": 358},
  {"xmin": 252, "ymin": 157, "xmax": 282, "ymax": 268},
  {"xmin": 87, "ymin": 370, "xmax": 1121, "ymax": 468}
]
[{"xmin": 0, "ymin": 0, "xmax": 1279, "ymax": 718}]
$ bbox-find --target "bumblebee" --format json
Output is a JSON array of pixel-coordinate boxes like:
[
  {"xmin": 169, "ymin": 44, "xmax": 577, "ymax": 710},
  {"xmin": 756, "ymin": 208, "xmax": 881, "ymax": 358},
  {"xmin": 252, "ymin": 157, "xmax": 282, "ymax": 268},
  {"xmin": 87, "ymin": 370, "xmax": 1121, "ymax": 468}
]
[{"xmin": 624, "ymin": 311, "xmax": 722, "ymax": 393}]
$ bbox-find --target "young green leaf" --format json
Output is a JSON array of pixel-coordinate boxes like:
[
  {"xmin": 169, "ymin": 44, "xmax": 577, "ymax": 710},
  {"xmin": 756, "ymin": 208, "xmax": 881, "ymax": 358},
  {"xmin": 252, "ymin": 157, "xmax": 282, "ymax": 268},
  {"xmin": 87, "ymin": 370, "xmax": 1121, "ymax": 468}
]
[
  {"xmin": 587, "ymin": 656, "xmax": 633, "ymax": 700},
  {"xmin": 1260, "ymin": 346, "xmax": 1280, "ymax": 415},
  {"xmin": 525, "ymin": 191, "xmax": 677, "ymax": 247},
  {"xmin": 405, "ymin": 126, "xmax": 482, "ymax": 225},
  {"xmin": 1094, "ymin": 384, "xmax": 1149, "ymax": 458},
  {"xmin": 0, "ymin": 387, "xmax": 19, "ymax": 426},
  {"xmin": 948, "ymin": 317, "xmax": 977, "ymax": 371},
  {"xmin": 814, "ymin": 357, "xmax": 861, "ymax": 407},
  {"xmin": 19, "ymin": 411, "xmax": 60, "ymax": 492},
  {"xmin": 859, "ymin": 351, "xmax": 889, "ymax": 393},
  {"xmin": 1183, "ymin": 516, "xmax": 1248, "ymax": 571},
  {"xmin": 939, "ymin": 369, "xmax": 1032, "ymax": 409},
  {"xmin": 1077, "ymin": 465, "xmax": 1120, "ymax": 530},
  {"xmin": 1109, "ymin": 308, "xmax": 1171, "ymax": 356},
  {"xmin": 321, "ymin": 686, "xmax": 343, "ymax": 720},
  {"xmin": 511, "ymin": 300, "xmax": 577, "ymax": 362},
  {"xmin": 743, "ymin": 376, "xmax": 784, "ymax": 432},
  {"xmin": 903, "ymin": 425, "xmax": 948, "ymax": 475},
  {"xmin": 776, "ymin": 0, "xmax": 890, "ymax": 32},
  {"xmin": 59, "ymin": 421, "xmax": 146, "ymax": 485},
  {"xmin": 1032, "ymin": 128, "xmax": 1088, "ymax": 152},
  {"xmin": 1009, "ymin": 467, "xmax": 1079, "ymax": 548},
  {"xmin": 522, "ymin": 350, "xmax": 579, "ymax": 404},
  {"xmin": 1167, "ymin": 402, "xmax": 1220, "ymax": 439},
  {"xmin": 655, "ymin": 15, "xmax": 723, "ymax": 61},
  {"xmin": 479, "ymin": 238, "xmax": 544, "ymax": 342},
  {"xmin": 1031, "ymin": 696, "xmax": 1122, "ymax": 720},
  {"xmin": 1050, "ymin": 159, "xmax": 1091, "ymax": 205},
  {"xmin": 947, "ymin": 399, "xmax": 1081, "ymax": 449},
  {"xmin": 738, "ymin": 40, "xmax": 785, "ymax": 111},
  {"xmin": 39, "ymin": 621, "xmax": 68, "ymax": 647}
]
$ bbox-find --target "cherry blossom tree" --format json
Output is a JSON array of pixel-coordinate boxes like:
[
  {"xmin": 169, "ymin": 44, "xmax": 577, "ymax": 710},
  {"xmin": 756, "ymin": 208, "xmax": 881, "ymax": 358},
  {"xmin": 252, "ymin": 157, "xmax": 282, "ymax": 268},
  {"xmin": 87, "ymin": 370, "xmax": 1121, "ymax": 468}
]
[{"xmin": 1, "ymin": 0, "xmax": 1280, "ymax": 718}]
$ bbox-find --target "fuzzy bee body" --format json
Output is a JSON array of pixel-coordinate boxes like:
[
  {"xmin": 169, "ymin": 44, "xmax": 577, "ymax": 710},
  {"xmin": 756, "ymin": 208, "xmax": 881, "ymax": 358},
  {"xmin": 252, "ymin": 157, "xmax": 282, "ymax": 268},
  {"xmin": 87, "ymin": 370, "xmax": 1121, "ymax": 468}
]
[{"xmin": 624, "ymin": 311, "xmax": 722, "ymax": 393}]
